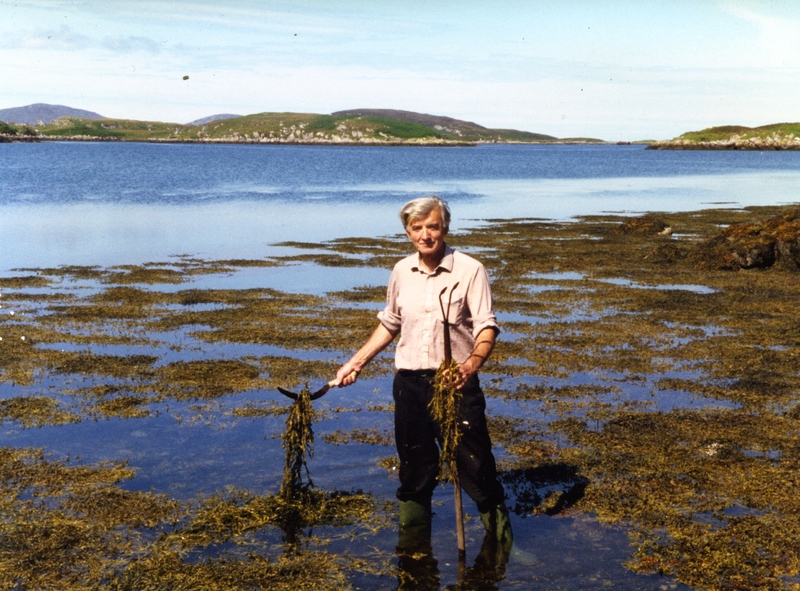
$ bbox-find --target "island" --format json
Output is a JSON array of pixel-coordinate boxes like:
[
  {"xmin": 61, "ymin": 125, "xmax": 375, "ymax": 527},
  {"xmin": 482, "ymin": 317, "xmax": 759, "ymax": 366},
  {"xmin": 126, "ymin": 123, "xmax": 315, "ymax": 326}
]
[{"xmin": 647, "ymin": 123, "xmax": 800, "ymax": 150}]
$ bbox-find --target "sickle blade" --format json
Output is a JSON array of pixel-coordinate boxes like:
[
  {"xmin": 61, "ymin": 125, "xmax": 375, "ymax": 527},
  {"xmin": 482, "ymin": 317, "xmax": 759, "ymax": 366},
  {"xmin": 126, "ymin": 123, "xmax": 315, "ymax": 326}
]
[
  {"xmin": 309, "ymin": 384, "xmax": 331, "ymax": 400},
  {"xmin": 277, "ymin": 387, "xmax": 299, "ymax": 400},
  {"xmin": 278, "ymin": 375, "xmax": 345, "ymax": 402},
  {"xmin": 278, "ymin": 385, "xmax": 328, "ymax": 401}
]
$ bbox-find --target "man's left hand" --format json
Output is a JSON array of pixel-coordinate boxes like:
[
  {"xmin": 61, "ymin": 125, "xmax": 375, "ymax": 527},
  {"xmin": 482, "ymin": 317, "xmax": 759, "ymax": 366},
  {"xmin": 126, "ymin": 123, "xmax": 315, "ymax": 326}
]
[{"xmin": 455, "ymin": 357, "xmax": 481, "ymax": 390}]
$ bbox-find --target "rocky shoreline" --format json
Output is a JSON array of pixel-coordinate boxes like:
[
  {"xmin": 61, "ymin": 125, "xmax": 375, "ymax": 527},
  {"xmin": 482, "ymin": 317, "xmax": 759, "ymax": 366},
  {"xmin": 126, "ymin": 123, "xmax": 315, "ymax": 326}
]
[
  {"xmin": 647, "ymin": 133, "xmax": 800, "ymax": 150},
  {"xmin": 0, "ymin": 133, "xmax": 613, "ymax": 147},
  {"xmin": 0, "ymin": 133, "xmax": 478, "ymax": 146}
]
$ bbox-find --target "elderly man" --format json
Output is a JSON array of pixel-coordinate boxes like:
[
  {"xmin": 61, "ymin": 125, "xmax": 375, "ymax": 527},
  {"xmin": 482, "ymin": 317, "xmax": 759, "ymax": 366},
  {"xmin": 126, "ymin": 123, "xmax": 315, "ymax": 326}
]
[{"xmin": 336, "ymin": 195, "xmax": 512, "ymax": 554}]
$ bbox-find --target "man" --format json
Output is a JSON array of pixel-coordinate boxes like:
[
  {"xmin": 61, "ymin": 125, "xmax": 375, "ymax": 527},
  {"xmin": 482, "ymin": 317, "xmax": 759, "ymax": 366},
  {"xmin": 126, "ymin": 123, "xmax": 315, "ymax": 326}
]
[{"xmin": 335, "ymin": 196, "xmax": 512, "ymax": 555}]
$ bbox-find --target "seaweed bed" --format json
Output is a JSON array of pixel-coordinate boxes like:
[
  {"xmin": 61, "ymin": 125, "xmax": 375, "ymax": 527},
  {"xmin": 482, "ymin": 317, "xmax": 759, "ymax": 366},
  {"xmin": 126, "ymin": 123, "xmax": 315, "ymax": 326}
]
[{"xmin": 2, "ymin": 205, "xmax": 800, "ymax": 589}]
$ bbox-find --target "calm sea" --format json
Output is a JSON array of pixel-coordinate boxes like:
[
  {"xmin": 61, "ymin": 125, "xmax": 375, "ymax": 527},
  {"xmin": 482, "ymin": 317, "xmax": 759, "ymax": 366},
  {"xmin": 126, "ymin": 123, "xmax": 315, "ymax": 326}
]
[{"xmin": 2, "ymin": 142, "xmax": 799, "ymax": 271}]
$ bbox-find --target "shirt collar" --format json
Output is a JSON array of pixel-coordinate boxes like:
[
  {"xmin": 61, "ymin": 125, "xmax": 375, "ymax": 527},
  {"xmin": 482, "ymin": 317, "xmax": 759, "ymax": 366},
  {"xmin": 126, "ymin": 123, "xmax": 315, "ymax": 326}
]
[{"xmin": 412, "ymin": 245, "xmax": 454, "ymax": 275}]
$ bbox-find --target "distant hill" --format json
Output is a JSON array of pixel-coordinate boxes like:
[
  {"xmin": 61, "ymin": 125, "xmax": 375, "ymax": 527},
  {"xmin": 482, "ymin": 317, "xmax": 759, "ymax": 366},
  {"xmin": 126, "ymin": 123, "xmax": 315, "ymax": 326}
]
[
  {"xmin": 648, "ymin": 122, "xmax": 800, "ymax": 150},
  {"xmin": 3, "ymin": 106, "xmax": 605, "ymax": 145},
  {"xmin": 0, "ymin": 103, "xmax": 104, "ymax": 125},
  {"xmin": 31, "ymin": 112, "xmax": 474, "ymax": 144},
  {"xmin": 186, "ymin": 114, "xmax": 242, "ymax": 126},
  {"xmin": 333, "ymin": 108, "xmax": 558, "ymax": 142}
]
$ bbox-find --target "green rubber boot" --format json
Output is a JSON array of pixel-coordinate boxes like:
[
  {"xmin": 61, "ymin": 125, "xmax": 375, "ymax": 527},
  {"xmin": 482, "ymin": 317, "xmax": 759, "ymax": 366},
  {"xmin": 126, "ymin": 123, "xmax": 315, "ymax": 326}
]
[
  {"xmin": 470, "ymin": 503, "xmax": 514, "ymax": 582},
  {"xmin": 479, "ymin": 503, "xmax": 514, "ymax": 554},
  {"xmin": 478, "ymin": 504, "xmax": 538, "ymax": 568},
  {"xmin": 398, "ymin": 500, "xmax": 432, "ymax": 550},
  {"xmin": 397, "ymin": 500, "xmax": 437, "ymax": 591}
]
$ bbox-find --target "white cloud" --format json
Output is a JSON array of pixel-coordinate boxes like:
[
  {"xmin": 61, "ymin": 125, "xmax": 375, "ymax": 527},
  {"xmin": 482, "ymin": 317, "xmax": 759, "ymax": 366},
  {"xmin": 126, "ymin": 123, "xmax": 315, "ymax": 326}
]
[
  {"xmin": 101, "ymin": 35, "xmax": 162, "ymax": 54},
  {"xmin": 720, "ymin": 1, "xmax": 800, "ymax": 67},
  {"xmin": 6, "ymin": 24, "xmax": 162, "ymax": 55},
  {"xmin": 16, "ymin": 24, "xmax": 90, "ymax": 50}
]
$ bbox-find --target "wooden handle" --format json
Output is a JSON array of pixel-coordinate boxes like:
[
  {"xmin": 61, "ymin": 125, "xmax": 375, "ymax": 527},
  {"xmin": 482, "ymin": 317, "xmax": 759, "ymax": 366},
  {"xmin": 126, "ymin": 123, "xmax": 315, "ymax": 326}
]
[{"xmin": 329, "ymin": 371, "xmax": 358, "ymax": 388}]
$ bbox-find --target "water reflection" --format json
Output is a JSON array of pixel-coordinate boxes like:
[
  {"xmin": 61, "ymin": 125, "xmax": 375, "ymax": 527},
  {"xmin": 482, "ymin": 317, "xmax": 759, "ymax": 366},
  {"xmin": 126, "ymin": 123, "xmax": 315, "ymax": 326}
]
[
  {"xmin": 397, "ymin": 518, "xmax": 439, "ymax": 590},
  {"xmin": 393, "ymin": 462, "xmax": 591, "ymax": 590},
  {"xmin": 397, "ymin": 521, "xmax": 513, "ymax": 591}
]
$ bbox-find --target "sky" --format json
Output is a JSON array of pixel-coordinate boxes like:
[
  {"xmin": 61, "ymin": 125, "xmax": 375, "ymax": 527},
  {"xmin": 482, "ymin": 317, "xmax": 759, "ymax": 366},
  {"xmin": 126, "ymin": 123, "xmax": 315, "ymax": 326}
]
[{"xmin": 1, "ymin": 0, "xmax": 798, "ymax": 141}]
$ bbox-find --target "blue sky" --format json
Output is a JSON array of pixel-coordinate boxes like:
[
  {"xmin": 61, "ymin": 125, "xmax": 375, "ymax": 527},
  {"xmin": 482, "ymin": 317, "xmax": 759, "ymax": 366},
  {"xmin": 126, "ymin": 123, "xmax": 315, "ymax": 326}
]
[{"xmin": 1, "ymin": 0, "xmax": 798, "ymax": 140}]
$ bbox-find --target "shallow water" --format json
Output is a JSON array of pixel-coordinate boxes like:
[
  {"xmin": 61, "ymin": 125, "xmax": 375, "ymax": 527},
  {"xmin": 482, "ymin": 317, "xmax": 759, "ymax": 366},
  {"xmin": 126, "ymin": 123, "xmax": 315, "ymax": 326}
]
[
  {"xmin": 0, "ymin": 263, "xmax": 706, "ymax": 589},
  {"xmin": 0, "ymin": 374, "xmax": 691, "ymax": 589}
]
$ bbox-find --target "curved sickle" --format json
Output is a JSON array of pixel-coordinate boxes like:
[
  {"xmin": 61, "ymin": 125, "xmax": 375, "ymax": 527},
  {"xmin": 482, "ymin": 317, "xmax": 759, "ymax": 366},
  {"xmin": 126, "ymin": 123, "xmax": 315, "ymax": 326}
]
[
  {"xmin": 277, "ymin": 371, "xmax": 357, "ymax": 401},
  {"xmin": 278, "ymin": 382, "xmax": 333, "ymax": 401}
]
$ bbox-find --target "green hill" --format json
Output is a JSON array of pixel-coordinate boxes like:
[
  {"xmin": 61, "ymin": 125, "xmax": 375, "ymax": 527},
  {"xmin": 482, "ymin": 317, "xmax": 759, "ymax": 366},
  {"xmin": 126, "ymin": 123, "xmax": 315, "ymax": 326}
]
[
  {"xmin": 180, "ymin": 111, "xmax": 452, "ymax": 143},
  {"xmin": 35, "ymin": 117, "xmax": 182, "ymax": 140},
  {"xmin": 0, "ymin": 109, "xmax": 605, "ymax": 145},
  {"xmin": 648, "ymin": 122, "xmax": 800, "ymax": 150},
  {"xmin": 331, "ymin": 108, "xmax": 560, "ymax": 142},
  {"xmin": 680, "ymin": 123, "xmax": 800, "ymax": 142}
]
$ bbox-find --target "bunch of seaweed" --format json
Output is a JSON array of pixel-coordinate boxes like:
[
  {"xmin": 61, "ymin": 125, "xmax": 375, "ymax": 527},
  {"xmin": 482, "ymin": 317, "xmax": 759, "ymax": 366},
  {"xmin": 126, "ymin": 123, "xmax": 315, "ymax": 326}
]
[
  {"xmin": 429, "ymin": 358, "xmax": 466, "ymax": 556},
  {"xmin": 429, "ymin": 360, "xmax": 463, "ymax": 480},
  {"xmin": 280, "ymin": 387, "xmax": 315, "ymax": 501},
  {"xmin": 694, "ymin": 208, "xmax": 800, "ymax": 270}
]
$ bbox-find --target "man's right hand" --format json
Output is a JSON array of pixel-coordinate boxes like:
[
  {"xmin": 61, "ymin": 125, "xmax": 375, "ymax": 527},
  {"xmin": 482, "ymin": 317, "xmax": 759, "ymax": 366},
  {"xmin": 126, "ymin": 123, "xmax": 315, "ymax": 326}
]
[{"xmin": 335, "ymin": 365, "xmax": 360, "ymax": 387}]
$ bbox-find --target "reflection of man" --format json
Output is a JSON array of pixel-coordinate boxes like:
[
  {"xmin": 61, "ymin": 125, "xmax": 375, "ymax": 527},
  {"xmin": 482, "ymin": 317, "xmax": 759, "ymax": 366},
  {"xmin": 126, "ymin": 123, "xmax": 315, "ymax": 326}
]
[{"xmin": 335, "ymin": 196, "xmax": 513, "ymax": 559}]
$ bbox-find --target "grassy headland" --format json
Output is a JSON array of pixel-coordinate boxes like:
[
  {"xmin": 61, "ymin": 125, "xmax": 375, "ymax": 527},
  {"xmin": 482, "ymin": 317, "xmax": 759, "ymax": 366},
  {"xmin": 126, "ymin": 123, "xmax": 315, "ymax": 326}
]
[{"xmin": 648, "ymin": 122, "xmax": 800, "ymax": 150}]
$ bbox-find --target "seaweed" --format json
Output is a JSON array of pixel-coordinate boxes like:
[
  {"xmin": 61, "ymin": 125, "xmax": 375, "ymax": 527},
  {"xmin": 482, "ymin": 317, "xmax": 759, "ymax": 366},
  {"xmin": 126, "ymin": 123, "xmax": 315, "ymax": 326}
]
[
  {"xmin": 429, "ymin": 360, "xmax": 463, "ymax": 483},
  {"xmin": 0, "ymin": 396, "xmax": 79, "ymax": 427},
  {"xmin": 0, "ymin": 447, "xmax": 392, "ymax": 590},
  {"xmin": 280, "ymin": 388, "xmax": 315, "ymax": 500}
]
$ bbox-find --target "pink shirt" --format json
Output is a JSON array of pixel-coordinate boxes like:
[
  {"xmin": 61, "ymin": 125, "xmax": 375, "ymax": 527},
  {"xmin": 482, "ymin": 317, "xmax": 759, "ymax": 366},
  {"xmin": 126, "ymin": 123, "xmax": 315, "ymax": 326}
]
[{"xmin": 378, "ymin": 245, "xmax": 499, "ymax": 371}]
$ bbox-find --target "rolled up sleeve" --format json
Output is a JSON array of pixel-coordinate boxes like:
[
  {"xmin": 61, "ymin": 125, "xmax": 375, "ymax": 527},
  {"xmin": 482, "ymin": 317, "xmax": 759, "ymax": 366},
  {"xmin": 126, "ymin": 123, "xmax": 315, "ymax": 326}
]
[
  {"xmin": 468, "ymin": 265, "xmax": 499, "ymax": 339},
  {"xmin": 377, "ymin": 270, "xmax": 402, "ymax": 336}
]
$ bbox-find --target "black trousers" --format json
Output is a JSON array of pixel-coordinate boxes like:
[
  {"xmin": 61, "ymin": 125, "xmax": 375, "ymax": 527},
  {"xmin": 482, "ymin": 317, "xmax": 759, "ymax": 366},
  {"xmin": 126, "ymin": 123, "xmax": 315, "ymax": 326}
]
[{"xmin": 393, "ymin": 370, "xmax": 506, "ymax": 513}]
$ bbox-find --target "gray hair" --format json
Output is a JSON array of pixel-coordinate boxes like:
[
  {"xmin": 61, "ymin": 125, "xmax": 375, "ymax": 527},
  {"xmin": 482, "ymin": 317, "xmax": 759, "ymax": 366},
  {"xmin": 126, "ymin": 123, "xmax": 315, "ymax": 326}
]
[{"xmin": 399, "ymin": 196, "xmax": 451, "ymax": 232}]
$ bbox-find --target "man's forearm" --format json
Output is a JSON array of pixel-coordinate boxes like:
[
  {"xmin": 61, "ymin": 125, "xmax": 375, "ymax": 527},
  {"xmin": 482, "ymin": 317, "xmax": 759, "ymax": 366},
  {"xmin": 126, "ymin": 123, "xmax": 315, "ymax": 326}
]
[
  {"xmin": 336, "ymin": 323, "xmax": 396, "ymax": 386},
  {"xmin": 350, "ymin": 323, "xmax": 396, "ymax": 372},
  {"xmin": 456, "ymin": 327, "xmax": 497, "ymax": 387},
  {"xmin": 468, "ymin": 327, "xmax": 497, "ymax": 368}
]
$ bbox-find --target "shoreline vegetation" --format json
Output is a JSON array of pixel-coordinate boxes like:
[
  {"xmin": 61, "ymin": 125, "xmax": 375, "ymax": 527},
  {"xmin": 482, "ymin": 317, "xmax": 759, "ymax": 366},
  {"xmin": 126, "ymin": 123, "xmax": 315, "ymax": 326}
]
[
  {"xmin": 3, "ymin": 204, "xmax": 800, "ymax": 588},
  {"xmin": 648, "ymin": 123, "xmax": 800, "ymax": 151},
  {"xmin": 0, "ymin": 109, "xmax": 608, "ymax": 146}
]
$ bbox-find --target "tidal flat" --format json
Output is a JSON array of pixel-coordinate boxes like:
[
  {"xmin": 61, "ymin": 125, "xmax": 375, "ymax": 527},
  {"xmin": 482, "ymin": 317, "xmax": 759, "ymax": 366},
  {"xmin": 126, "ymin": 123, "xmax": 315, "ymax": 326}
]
[{"xmin": 2, "ymin": 204, "xmax": 800, "ymax": 590}]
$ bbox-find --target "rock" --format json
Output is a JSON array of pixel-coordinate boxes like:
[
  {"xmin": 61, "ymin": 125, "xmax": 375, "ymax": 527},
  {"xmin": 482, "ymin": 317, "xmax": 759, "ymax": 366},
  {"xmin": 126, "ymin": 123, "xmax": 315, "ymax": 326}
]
[
  {"xmin": 618, "ymin": 214, "xmax": 672, "ymax": 235},
  {"xmin": 695, "ymin": 210, "xmax": 800, "ymax": 270}
]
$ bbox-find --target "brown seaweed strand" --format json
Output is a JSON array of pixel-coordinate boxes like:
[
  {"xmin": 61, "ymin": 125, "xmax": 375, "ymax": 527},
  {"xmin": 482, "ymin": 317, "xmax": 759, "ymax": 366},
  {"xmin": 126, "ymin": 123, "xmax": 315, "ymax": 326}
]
[
  {"xmin": 280, "ymin": 388, "xmax": 315, "ymax": 500},
  {"xmin": 431, "ymin": 360, "xmax": 463, "ymax": 472}
]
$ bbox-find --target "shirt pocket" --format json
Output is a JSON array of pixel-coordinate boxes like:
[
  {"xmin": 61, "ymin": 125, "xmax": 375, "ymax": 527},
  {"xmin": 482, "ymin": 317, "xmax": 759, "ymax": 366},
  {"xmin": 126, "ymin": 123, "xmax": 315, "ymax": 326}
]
[{"xmin": 444, "ymin": 296, "xmax": 466, "ymax": 325}]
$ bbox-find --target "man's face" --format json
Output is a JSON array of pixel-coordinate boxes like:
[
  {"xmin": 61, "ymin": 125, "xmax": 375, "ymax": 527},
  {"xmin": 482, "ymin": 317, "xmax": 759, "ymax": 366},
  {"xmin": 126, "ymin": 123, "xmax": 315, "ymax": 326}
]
[{"xmin": 406, "ymin": 208, "xmax": 447, "ymax": 259}]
